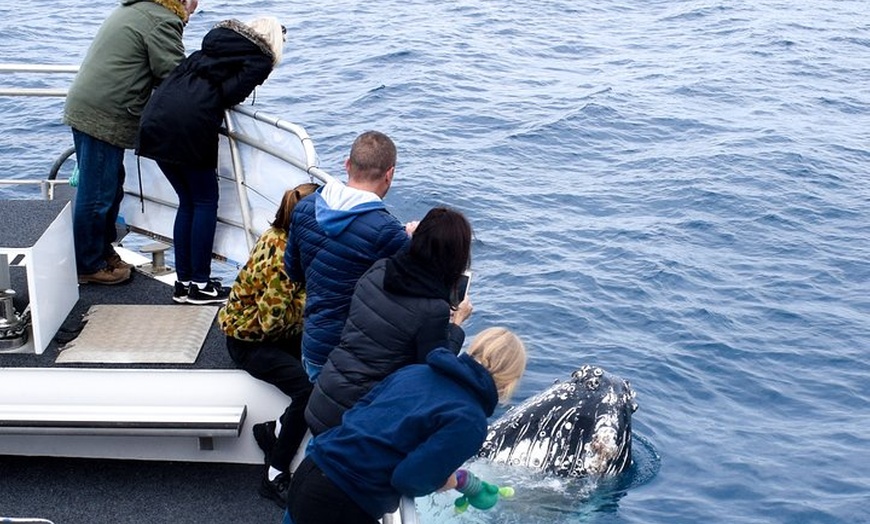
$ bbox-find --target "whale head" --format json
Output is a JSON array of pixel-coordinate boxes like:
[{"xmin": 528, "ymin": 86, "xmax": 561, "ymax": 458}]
[{"xmin": 478, "ymin": 365, "xmax": 638, "ymax": 478}]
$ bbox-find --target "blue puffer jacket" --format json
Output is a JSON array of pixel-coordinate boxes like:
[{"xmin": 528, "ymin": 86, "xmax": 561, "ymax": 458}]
[
  {"xmin": 284, "ymin": 181, "xmax": 410, "ymax": 368},
  {"xmin": 308, "ymin": 348, "xmax": 499, "ymax": 519}
]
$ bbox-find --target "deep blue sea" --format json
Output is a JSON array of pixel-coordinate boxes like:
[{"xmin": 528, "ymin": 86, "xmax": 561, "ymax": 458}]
[{"xmin": 1, "ymin": 1, "xmax": 869, "ymax": 523}]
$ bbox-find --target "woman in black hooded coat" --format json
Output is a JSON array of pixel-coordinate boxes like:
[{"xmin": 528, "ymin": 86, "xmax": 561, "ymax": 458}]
[{"xmin": 137, "ymin": 16, "xmax": 285, "ymax": 305}]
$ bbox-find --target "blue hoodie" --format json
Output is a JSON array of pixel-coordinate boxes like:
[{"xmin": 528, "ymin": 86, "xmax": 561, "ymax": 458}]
[
  {"xmin": 284, "ymin": 181, "xmax": 410, "ymax": 367},
  {"xmin": 308, "ymin": 348, "xmax": 499, "ymax": 519}
]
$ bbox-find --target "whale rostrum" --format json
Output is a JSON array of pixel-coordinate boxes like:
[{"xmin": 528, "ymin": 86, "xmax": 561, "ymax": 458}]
[{"xmin": 479, "ymin": 365, "xmax": 638, "ymax": 478}]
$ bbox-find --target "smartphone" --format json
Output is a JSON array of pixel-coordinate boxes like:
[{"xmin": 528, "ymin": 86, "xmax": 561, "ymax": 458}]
[{"xmin": 451, "ymin": 270, "xmax": 472, "ymax": 305}]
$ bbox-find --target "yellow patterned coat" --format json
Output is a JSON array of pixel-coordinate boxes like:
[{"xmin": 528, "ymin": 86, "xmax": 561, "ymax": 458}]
[{"xmin": 218, "ymin": 227, "xmax": 305, "ymax": 342}]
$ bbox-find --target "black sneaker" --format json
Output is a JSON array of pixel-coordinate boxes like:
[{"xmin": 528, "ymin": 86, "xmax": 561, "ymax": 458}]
[
  {"xmin": 172, "ymin": 281, "xmax": 189, "ymax": 304},
  {"xmin": 258, "ymin": 471, "xmax": 291, "ymax": 508},
  {"xmin": 186, "ymin": 281, "xmax": 230, "ymax": 305}
]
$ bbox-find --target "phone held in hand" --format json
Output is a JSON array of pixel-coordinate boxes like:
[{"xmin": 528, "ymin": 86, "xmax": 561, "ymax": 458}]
[{"xmin": 451, "ymin": 270, "xmax": 472, "ymax": 305}]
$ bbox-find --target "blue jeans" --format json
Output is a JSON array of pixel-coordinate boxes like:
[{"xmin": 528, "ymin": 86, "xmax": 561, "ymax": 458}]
[
  {"xmin": 71, "ymin": 129, "xmax": 125, "ymax": 274},
  {"xmin": 158, "ymin": 162, "xmax": 219, "ymax": 283}
]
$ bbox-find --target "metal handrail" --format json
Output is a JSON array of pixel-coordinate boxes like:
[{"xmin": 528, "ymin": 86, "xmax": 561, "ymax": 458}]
[
  {"xmin": 228, "ymin": 105, "xmax": 335, "ymax": 184},
  {"xmin": 0, "ymin": 63, "xmax": 336, "ymax": 191},
  {"xmin": 223, "ymin": 109, "xmax": 257, "ymax": 253},
  {"xmin": 0, "ymin": 64, "xmax": 78, "ymax": 97},
  {"xmin": 0, "ymin": 64, "xmax": 79, "ymax": 73}
]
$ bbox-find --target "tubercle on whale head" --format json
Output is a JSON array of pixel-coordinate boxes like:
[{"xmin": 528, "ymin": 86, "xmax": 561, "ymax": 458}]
[
  {"xmin": 571, "ymin": 364, "xmax": 600, "ymax": 380},
  {"xmin": 622, "ymin": 379, "xmax": 639, "ymax": 413}
]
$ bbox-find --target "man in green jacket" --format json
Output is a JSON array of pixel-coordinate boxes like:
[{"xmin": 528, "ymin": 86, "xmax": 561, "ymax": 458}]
[{"xmin": 63, "ymin": 0, "xmax": 198, "ymax": 285}]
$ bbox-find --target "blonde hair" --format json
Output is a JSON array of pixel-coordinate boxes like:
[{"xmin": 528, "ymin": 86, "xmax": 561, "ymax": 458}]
[
  {"xmin": 247, "ymin": 16, "xmax": 285, "ymax": 66},
  {"xmin": 466, "ymin": 327, "xmax": 527, "ymax": 404}
]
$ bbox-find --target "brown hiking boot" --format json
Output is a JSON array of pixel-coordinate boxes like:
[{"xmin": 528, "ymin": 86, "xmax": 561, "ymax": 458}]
[
  {"xmin": 78, "ymin": 266, "xmax": 132, "ymax": 285},
  {"xmin": 106, "ymin": 249, "xmax": 134, "ymax": 270}
]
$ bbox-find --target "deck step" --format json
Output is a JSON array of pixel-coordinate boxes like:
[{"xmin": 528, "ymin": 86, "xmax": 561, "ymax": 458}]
[{"xmin": 0, "ymin": 404, "xmax": 247, "ymax": 451}]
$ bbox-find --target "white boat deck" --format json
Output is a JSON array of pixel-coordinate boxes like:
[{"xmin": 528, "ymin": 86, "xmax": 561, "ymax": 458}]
[{"xmin": 0, "ymin": 198, "xmax": 292, "ymax": 465}]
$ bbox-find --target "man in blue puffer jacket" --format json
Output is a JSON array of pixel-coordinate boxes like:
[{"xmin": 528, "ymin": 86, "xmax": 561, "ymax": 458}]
[{"xmin": 284, "ymin": 131, "xmax": 415, "ymax": 381}]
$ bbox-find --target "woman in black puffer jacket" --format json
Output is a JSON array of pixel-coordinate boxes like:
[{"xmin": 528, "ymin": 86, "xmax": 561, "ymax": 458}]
[
  {"xmin": 305, "ymin": 206, "xmax": 474, "ymax": 435},
  {"xmin": 137, "ymin": 16, "xmax": 284, "ymax": 304}
]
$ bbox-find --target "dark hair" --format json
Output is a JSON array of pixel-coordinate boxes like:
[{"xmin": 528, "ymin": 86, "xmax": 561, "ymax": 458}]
[
  {"xmin": 347, "ymin": 130, "xmax": 396, "ymax": 182},
  {"xmin": 271, "ymin": 182, "xmax": 320, "ymax": 230},
  {"xmin": 409, "ymin": 207, "xmax": 472, "ymax": 289}
]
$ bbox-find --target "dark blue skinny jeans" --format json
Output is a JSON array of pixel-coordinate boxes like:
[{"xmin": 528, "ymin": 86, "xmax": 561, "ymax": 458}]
[
  {"xmin": 71, "ymin": 128, "xmax": 125, "ymax": 275},
  {"xmin": 157, "ymin": 162, "xmax": 219, "ymax": 283}
]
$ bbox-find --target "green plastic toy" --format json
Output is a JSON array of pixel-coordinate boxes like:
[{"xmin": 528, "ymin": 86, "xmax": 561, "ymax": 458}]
[{"xmin": 453, "ymin": 469, "xmax": 515, "ymax": 513}]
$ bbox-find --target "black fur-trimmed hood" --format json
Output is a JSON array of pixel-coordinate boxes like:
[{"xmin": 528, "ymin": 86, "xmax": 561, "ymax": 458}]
[{"xmin": 211, "ymin": 19, "xmax": 275, "ymax": 61}]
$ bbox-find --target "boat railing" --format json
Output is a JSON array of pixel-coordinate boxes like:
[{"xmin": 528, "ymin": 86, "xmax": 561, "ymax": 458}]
[
  {"xmin": 0, "ymin": 64, "xmax": 332, "ymax": 177},
  {"xmin": 0, "ymin": 63, "xmax": 78, "ymax": 97},
  {"xmin": 0, "ymin": 63, "xmax": 336, "ymax": 247},
  {"xmin": 378, "ymin": 498, "xmax": 418, "ymax": 524}
]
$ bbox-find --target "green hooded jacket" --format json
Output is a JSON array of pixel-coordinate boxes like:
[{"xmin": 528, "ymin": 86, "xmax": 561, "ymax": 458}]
[{"xmin": 62, "ymin": 0, "xmax": 189, "ymax": 148}]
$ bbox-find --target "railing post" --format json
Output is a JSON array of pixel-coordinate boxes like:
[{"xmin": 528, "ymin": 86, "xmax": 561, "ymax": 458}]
[{"xmin": 223, "ymin": 110, "xmax": 257, "ymax": 254}]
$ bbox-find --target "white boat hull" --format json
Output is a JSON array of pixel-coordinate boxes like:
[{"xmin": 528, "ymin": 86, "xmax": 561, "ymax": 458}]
[{"xmin": 0, "ymin": 367, "xmax": 289, "ymax": 464}]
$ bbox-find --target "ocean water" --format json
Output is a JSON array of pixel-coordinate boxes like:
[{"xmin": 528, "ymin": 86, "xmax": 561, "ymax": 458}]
[{"xmin": 1, "ymin": 1, "xmax": 869, "ymax": 523}]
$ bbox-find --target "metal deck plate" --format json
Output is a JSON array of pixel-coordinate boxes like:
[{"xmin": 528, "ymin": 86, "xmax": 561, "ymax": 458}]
[{"xmin": 56, "ymin": 305, "xmax": 218, "ymax": 364}]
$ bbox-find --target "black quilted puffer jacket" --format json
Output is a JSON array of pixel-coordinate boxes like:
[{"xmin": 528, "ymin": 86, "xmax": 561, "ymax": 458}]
[{"xmin": 305, "ymin": 252, "xmax": 465, "ymax": 435}]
